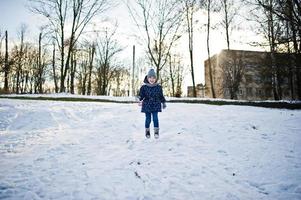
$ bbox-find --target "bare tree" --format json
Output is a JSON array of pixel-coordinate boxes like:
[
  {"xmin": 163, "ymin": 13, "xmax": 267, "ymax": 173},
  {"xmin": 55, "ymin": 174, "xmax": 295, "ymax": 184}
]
[
  {"xmin": 69, "ymin": 48, "xmax": 76, "ymax": 94},
  {"xmin": 3, "ymin": 31, "xmax": 9, "ymax": 93},
  {"xmin": 205, "ymin": 0, "xmax": 216, "ymax": 98},
  {"xmin": 77, "ymin": 50, "xmax": 89, "ymax": 95},
  {"xmin": 87, "ymin": 43, "xmax": 96, "ymax": 95},
  {"xmin": 167, "ymin": 53, "xmax": 185, "ymax": 97},
  {"xmin": 95, "ymin": 26, "xmax": 123, "ymax": 95},
  {"xmin": 36, "ymin": 32, "xmax": 47, "ymax": 94},
  {"xmin": 127, "ymin": 0, "xmax": 183, "ymax": 80},
  {"xmin": 220, "ymin": 0, "xmax": 237, "ymax": 50},
  {"xmin": 110, "ymin": 66, "xmax": 130, "ymax": 96},
  {"xmin": 268, "ymin": 0, "xmax": 301, "ymax": 99},
  {"xmin": 15, "ymin": 24, "xmax": 27, "ymax": 94},
  {"xmin": 248, "ymin": 0, "xmax": 284, "ymax": 100},
  {"xmin": 267, "ymin": 0, "xmax": 281, "ymax": 100},
  {"xmin": 222, "ymin": 51, "xmax": 244, "ymax": 99},
  {"xmin": 183, "ymin": 0, "xmax": 198, "ymax": 97},
  {"xmin": 30, "ymin": 0, "xmax": 110, "ymax": 92},
  {"xmin": 52, "ymin": 42, "xmax": 59, "ymax": 93},
  {"xmin": 243, "ymin": 0, "xmax": 301, "ymax": 100},
  {"xmin": 76, "ymin": 42, "xmax": 95, "ymax": 95},
  {"xmin": 168, "ymin": 54, "xmax": 175, "ymax": 96}
]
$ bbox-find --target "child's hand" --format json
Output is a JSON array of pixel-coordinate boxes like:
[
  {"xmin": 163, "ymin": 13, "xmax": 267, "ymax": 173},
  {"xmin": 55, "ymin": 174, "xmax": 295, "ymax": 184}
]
[
  {"xmin": 138, "ymin": 98, "xmax": 145, "ymax": 106},
  {"xmin": 162, "ymin": 102, "xmax": 167, "ymax": 109}
]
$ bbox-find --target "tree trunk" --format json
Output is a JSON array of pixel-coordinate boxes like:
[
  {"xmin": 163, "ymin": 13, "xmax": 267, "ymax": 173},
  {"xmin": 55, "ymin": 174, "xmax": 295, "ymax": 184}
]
[
  {"xmin": 38, "ymin": 32, "xmax": 43, "ymax": 94},
  {"xmin": 87, "ymin": 44, "xmax": 95, "ymax": 95},
  {"xmin": 156, "ymin": 65, "xmax": 160, "ymax": 82},
  {"xmin": 287, "ymin": 0, "xmax": 301, "ymax": 99},
  {"xmin": 286, "ymin": 20, "xmax": 295, "ymax": 99},
  {"xmin": 96, "ymin": 68, "xmax": 102, "ymax": 95},
  {"xmin": 207, "ymin": 0, "xmax": 216, "ymax": 98},
  {"xmin": 52, "ymin": 43, "xmax": 59, "ymax": 93},
  {"xmin": 267, "ymin": 0, "xmax": 279, "ymax": 100},
  {"xmin": 4, "ymin": 31, "xmax": 9, "ymax": 93},
  {"xmin": 70, "ymin": 51, "xmax": 76, "ymax": 94},
  {"xmin": 82, "ymin": 61, "xmax": 87, "ymax": 95},
  {"xmin": 16, "ymin": 61, "xmax": 21, "ymax": 94},
  {"xmin": 59, "ymin": 20, "xmax": 65, "ymax": 93},
  {"xmin": 66, "ymin": 72, "xmax": 70, "ymax": 93},
  {"xmin": 169, "ymin": 54, "xmax": 175, "ymax": 96},
  {"xmin": 189, "ymin": 48, "xmax": 196, "ymax": 97},
  {"xmin": 186, "ymin": 2, "xmax": 196, "ymax": 97},
  {"xmin": 16, "ymin": 29, "xmax": 24, "ymax": 94},
  {"xmin": 24, "ymin": 72, "xmax": 29, "ymax": 93},
  {"xmin": 62, "ymin": 34, "xmax": 75, "ymax": 93},
  {"xmin": 223, "ymin": 0, "xmax": 230, "ymax": 50}
]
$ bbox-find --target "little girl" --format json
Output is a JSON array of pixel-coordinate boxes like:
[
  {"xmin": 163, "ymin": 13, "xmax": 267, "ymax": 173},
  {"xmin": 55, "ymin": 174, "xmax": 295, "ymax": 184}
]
[{"xmin": 139, "ymin": 69, "xmax": 166, "ymax": 139}]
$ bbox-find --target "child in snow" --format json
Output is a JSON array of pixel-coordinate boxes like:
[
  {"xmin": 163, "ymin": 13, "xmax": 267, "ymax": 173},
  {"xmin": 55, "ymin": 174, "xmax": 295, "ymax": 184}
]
[{"xmin": 139, "ymin": 69, "xmax": 166, "ymax": 139}]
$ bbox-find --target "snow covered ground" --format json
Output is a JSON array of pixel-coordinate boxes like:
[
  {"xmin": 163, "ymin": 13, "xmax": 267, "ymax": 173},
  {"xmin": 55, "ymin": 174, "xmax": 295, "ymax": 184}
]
[
  {"xmin": 2, "ymin": 93, "xmax": 301, "ymax": 104},
  {"xmin": 0, "ymin": 98, "xmax": 301, "ymax": 200}
]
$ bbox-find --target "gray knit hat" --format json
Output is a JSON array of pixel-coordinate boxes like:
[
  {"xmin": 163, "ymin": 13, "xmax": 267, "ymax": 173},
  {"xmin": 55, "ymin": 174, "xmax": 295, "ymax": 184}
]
[{"xmin": 147, "ymin": 69, "xmax": 157, "ymax": 78}]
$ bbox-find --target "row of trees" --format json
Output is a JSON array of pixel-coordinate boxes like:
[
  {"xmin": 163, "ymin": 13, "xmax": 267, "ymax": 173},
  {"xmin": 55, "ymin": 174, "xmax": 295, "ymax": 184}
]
[
  {"xmin": 0, "ymin": 0, "xmax": 189, "ymax": 97},
  {"xmin": 0, "ymin": 27, "xmax": 46, "ymax": 94},
  {"xmin": 255, "ymin": 0, "xmax": 301, "ymax": 100},
  {"xmin": 127, "ymin": 0, "xmax": 245, "ymax": 97},
  {"xmin": 0, "ymin": 0, "xmax": 131, "ymax": 96},
  {"xmin": 0, "ymin": 0, "xmax": 300, "ymax": 99},
  {"xmin": 205, "ymin": 0, "xmax": 301, "ymax": 100},
  {"xmin": 0, "ymin": 24, "xmax": 133, "ymax": 96}
]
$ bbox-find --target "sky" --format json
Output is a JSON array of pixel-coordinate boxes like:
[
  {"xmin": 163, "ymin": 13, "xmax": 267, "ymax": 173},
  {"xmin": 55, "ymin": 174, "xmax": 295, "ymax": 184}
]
[{"xmin": 0, "ymin": 0, "xmax": 265, "ymax": 91}]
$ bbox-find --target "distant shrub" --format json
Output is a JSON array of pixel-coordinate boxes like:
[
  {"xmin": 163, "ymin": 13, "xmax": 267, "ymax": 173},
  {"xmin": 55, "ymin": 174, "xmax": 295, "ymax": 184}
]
[
  {"xmin": 0, "ymin": 88, "xmax": 10, "ymax": 94},
  {"xmin": 168, "ymin": 99, "xmax": 301, "ymax": 109}
]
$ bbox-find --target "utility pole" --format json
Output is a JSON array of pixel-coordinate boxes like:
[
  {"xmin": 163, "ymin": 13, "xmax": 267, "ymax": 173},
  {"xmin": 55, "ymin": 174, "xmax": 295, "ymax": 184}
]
[{"xmin": 132, "ymin": 45, "xmax": 135, "ymax": 96}]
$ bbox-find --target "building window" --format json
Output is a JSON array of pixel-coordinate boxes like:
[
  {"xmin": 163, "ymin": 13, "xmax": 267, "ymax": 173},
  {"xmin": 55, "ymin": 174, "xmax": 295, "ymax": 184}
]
[
  {"xmin": 262, "ymin": 75, "xmax": 271, "ymax": 84},
  {"xmin": 256, "ymin": 89, "xmax": 262, "ymax": 96},
  {"xmin": 254, "ymin": 76, "xmax": 262, "ymax": 84},
  {"xmin": 238, "ymin": 89, "xmax": 243, "ymax": 96},
  {"xmin": 265, "ymin": 89, "xmax": 271, "ymax": 97},
  {"xmin": 246, "ymin": 88, "xmax": 253, "ymax": 96},
  {"xmin": 224, "ymin": 88, "xmax": 229, "ymax": 95},
  {"xmin": 245, "ymin": 75, "xmax": 253, "ymax": 83},
  {"xmin": 245, "ymin": 64, "xmax": 253, "ymax": 69}
]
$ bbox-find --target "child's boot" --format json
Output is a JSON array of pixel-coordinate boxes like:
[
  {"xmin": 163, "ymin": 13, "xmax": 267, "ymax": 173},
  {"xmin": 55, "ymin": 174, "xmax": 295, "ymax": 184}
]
[
  {"xmin": 154, "ymin": 127, "xmax": 159, "ymax": 139},
  {"xmin": 145, "ymin": 128, "xmax": 150, "ymax": 138}
]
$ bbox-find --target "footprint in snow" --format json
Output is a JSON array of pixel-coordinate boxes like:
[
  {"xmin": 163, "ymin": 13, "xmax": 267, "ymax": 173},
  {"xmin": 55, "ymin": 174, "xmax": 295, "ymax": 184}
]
[
  {"xmin": 217, "ymin": 150, "xmax": 228, "ymax": 156},
  {"xmin": 134, "ymin": 171, "xmax": 140, "ymax": 178},
  {"xmin": 284, "ymin": 155, "xmax": 295, "ymax": 159},
  {"xmin": 225, "ymin": 193, "xmax": 240, "ymax": 200},
  {"xmin": 126, "ymin": 139, "xmax": 134, "ymax": 150}
]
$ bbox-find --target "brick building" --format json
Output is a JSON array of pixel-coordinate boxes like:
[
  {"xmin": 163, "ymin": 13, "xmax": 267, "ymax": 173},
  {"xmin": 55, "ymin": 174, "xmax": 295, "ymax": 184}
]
[
  {"xmin": 187, "ymin": 83, "xmax": 205, "ymax": 97},
  {"xmin": 204, "ymin": 49, "xmax": 296, "ymax": 100}
]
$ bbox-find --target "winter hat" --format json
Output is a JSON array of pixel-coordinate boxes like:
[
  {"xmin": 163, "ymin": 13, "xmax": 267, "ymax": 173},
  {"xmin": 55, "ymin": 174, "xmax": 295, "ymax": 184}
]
[{"xmin": 147, "ymin": 69, "xmax": 157, "ymax": 78}]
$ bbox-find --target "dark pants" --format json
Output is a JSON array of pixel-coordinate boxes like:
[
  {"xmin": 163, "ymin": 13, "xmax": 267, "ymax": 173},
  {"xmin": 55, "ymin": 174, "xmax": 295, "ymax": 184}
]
[{"xmin": 145, "ymin": 112, "xmax": 159, "ymax": 128}]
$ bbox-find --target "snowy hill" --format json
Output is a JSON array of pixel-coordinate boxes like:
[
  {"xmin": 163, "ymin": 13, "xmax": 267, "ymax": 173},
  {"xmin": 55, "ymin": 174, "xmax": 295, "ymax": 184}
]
[{"xmin": 0, "ymin": 98, "xmax": 301, "ymax": 199}]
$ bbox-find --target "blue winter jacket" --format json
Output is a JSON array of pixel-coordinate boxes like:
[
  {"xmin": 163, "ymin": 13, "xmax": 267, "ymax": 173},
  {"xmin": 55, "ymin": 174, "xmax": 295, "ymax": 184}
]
[{"xmin": 139, "ymin": 78, "xmax": 166, "ymax": 113}]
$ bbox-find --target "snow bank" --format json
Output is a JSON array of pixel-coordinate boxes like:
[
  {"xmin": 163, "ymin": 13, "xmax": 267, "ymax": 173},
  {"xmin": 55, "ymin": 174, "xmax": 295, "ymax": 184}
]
[{"xmin": 1, "ymin": 93, "xmax": 301, "ymax": 109}]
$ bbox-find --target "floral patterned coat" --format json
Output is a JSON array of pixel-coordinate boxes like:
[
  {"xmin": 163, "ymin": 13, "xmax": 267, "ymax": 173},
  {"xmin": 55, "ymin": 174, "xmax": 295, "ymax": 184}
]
[{"xmin": 139, "ymin": 82, "xmax": 166, "ymax": 113}]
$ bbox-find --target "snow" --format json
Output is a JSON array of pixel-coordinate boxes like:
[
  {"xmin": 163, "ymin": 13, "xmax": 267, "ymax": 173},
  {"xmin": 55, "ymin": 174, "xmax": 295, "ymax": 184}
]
[
  {"xmin": 0, "ymin": 98, "xmax": 301, "ymax": 200},
  {"xmin": 2, "ymin": 93, "xmax": 301, "ymax": 104}
]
